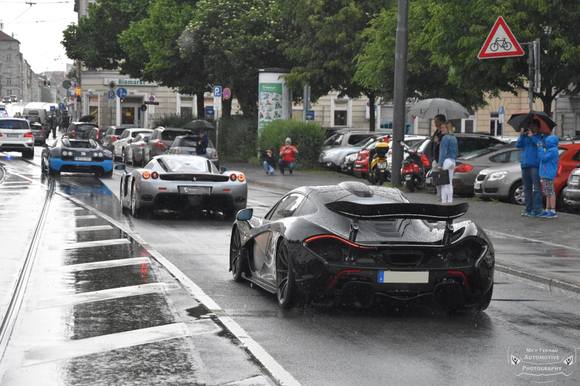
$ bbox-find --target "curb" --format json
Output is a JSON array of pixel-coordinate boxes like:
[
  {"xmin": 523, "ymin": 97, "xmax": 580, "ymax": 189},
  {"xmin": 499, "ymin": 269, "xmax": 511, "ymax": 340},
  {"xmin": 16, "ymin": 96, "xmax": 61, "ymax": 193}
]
[{"xmin": 495, "ymin": 263, "xmax": 580, "ymax": 299}]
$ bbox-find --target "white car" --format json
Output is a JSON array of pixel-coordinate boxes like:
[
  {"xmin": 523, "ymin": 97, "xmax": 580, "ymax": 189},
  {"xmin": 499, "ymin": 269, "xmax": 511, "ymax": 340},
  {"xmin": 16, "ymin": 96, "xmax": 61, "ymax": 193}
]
[
  {"xmin": 113, "ymin": 128, "xmax": 153, "ymax": 161},
  {"xmin": 0, "ymin": 118, "xmax": 34, "ymax": 159}
]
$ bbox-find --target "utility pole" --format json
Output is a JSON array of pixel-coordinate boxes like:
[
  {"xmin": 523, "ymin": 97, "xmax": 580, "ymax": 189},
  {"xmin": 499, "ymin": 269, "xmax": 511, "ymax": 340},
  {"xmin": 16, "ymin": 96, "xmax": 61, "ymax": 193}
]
[{"xmin": 391, "ymin": 0, "xmax": 409, "ymax": 187}]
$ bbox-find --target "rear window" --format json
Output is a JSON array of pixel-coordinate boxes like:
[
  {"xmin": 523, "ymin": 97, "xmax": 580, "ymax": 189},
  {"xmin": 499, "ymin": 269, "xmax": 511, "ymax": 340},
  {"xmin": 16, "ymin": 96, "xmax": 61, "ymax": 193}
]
[
  {"xmin": 63, "ymin": 139, "xmax": 98, "ymax": 149},
  {"xmin": 161, "ymin": 156, "xmax": 209, "ymax": 172},
  {"xmin": 323, "ymin": 134, "xmax": 343, "ymax": 146},
  {"xmin": 131, "ymin": 130, "xmax": 152, "ymax": 138},
  {"xmin": 75, "ymin": 124, "xmax": 97, "ymax": 132},
  {"xmin": 0, "ymin": 119, "xmax": 29, "ymax": 130},
  {"xmin": 174, "ymin": 136, "xmax": 200, "ymax": 148},
  {"xmin": 348, "ymin": 134, "xmax": 372, "ymax": 145},
  {"xmin": 162, "ymin": 130, "xmax": 189, "ymax": 141},
  {"xmin": 114, "ymin": 128, "xmax": 125, "ymax": 135}
]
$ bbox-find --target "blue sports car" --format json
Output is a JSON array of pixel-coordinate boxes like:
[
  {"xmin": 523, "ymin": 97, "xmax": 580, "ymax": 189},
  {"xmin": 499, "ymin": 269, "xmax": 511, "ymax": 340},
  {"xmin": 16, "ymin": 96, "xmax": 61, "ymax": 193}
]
[{"xmin": 41, "ymin": 137, "xmax": 113, "ymax": 177}]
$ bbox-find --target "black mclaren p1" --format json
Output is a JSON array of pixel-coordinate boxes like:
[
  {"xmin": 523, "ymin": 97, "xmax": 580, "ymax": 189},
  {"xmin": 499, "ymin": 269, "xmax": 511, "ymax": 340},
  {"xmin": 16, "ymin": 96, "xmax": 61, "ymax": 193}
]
[{"xmin": 229, "ymin": 181, "xmax": 494, "ymax": 311}]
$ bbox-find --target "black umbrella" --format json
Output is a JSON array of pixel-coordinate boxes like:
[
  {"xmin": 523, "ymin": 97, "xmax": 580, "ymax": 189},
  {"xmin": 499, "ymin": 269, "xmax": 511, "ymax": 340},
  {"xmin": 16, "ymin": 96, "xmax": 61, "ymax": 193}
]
[
  {"xmin": 79, "ymin": 114, "xmax": 95, "ymax": 123},
  {"xmin": 183, "ymin": 119, "xmax": 215, "ymax": 131},
  {"xmin": 507, "ymin": 111, "xmax": 556, "ymax": 135}
]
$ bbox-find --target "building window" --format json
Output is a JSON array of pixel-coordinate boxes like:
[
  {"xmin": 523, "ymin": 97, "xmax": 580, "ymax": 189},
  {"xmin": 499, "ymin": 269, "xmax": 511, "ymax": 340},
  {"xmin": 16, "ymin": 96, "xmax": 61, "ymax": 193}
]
[
  {"xmin": 462, "ymin": 115, "xmax": 475, "ymax": 133},
  {"xmin": 121, "ymin": 107, "xmax": 135, "ymax": 125},
  {"xmin": 489, "ymin": 113, "xmax": 502, "ymax": 136},
  {"xmin": 334, "ymin": 110, "xmax": 347, "ymax": 126},
  {"xmin": 89, "ymin": 106, "xmax": 98, "ymax": 120}
]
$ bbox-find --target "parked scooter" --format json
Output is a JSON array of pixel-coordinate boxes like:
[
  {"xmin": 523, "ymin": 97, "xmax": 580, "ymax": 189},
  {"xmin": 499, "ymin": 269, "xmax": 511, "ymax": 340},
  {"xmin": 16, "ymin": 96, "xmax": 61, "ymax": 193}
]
[
  {"xmin": 367, "ymin": 140, "xmax": 391, "ymax": 185},
  {"xmin": 401, "ymin": 146, "xmax": 430, "ymax": 192}
]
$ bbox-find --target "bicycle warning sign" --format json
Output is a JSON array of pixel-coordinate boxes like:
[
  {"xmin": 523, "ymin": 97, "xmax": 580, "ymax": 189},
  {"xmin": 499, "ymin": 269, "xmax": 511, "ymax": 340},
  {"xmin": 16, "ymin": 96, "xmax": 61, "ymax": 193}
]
[{"xmin": 478, "ymin": 16, "xmax": 524, "ymax": 59}]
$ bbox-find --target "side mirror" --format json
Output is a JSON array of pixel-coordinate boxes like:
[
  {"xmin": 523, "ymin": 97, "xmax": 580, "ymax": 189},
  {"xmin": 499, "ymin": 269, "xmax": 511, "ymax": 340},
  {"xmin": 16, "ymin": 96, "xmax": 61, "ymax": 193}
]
[
  {"xmin": 220, "ymin": 166, "xmax": 228, "ymax": 173},
  {"xmin": 114, "ymin": 164, "xmax": 127, "ymax": 172},
  {"xmin": 236, "ymin": 208, "xmax": 253, "ymax": 222}
]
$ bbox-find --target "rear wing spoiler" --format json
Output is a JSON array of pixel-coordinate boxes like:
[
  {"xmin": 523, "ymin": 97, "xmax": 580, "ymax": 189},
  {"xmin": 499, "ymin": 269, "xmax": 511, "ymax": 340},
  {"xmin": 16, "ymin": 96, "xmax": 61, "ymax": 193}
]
[{"xmin": 326, "ymin": 201, "xmax": 469, "ymax": 222}]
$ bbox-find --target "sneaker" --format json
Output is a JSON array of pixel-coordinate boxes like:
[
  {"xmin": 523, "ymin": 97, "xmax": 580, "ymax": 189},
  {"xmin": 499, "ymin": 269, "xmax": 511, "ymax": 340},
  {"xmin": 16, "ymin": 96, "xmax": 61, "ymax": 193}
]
[
  {"xmin": 521, "ymin": 211, "xmax": 532, "ymax": 217},
  {"xmin": 536, "ymin": 210, "xmax": 550, "ymax": 218},
  {"xmin": 544, "ymin": 211, "xmax": 558, "ymax": 218}
]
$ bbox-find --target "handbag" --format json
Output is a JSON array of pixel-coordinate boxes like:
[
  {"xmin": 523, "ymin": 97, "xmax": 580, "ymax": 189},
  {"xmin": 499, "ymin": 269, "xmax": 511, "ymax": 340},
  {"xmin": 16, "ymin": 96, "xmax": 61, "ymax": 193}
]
[{"xmin": 432, "ymin": 169, "xmax": 450, "ymax": 185}]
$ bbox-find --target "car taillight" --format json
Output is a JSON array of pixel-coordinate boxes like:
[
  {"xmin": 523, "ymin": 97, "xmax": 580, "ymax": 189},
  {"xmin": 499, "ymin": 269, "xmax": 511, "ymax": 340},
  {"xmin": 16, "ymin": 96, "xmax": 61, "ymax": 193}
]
[
  {"xmin": 230, "ymin": 173, "xmax": 237, "ymax": 181},
  {"xmin": 154, "ymin": 141, "xmax": 166, "ymax": 150},
  {"xmin": 24, "ymin": 132, "xmax": 34, "ymax": 138},
  {"xmin": 402, "ymin": 163, "xmax": 420, "ymax": 174},
  {"xmin": 420, "ymin": 153, "xmax": 430, "ymax": 168},
  {"xmin": 303, "ymin": 234, "xmax": 371, "ymax": 263},
  {"xmin": 237, "ymin": 173, "xmax": 245, "ymax": 182},
  {"xmin": 111, "ymin": 135, "xmax": 118, "ymax": 142},
  {"xmin": 228, "ymin": 173, "xmax": 246, "ymax": 182},
  {"xmin": 454, "ymin": 163, "xmax": 473, "ymax": 173},
  {"xmin": 151, "ymin": 171, "xmax": 159, "ymax": 179},
  {"xmin": 142, "ymin": 171, "xmax": 151, "ymax": 179}
]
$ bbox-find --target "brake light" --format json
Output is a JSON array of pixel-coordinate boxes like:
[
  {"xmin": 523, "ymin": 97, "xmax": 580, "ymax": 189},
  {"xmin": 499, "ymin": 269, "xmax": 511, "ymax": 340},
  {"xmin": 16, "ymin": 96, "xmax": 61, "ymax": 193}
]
[
  {"xmin": 111, "ymin": 135, "xmax": 118, "ymax": 142},
  {"xmin": 402, "ymin": 163, "xmax": 420, "ymax": 174},
  {"xmin": 230, "ymin": 173, "xmax": 237, "ymax": 181},
  {"xmin": 24, "ymin": 132, "xmax": 34, "ymax": 138},
  {"xmin": 142, "ymin": 171, "xmax": 151, "ymax": 179},
  {"xmin": 151, "ymin": 171, "xmax": 159, "ymax": 179},
  {"xmin": 454, "ymin": 163, "xmax": 473, "ymax": 173},
  {"xmin": 154, "ymin": 141, "xmax": 166, "ymax": 150},
  {"xmin": 303, "ymin": 234, "xmax": 371, "ymax": 250},
  {"xmin": 237, "ymin": 173, "xmax": 245, "ymax": 182},
  {"xmin": 420, "ymin": 153, "xmax": 430, "ymax": 168}
]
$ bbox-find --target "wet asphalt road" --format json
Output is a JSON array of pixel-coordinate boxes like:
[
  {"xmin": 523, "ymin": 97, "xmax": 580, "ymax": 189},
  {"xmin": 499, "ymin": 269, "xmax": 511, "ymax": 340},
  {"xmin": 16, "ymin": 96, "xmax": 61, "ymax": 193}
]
[{"xmin": 2, "ymin": 153, "xmax": 580, "ymax": 385}]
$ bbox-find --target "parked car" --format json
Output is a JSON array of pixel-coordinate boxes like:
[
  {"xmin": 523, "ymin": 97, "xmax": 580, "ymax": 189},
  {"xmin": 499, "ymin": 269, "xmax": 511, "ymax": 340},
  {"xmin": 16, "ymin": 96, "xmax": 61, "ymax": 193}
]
[
  {"xmin": 100, "ymin": 126, "xmax": 126, "ymax": 151},
  {"xmin": 563, "ymin": 167, "xmax": 580, "ymax": 210},
  {"xmin": 321, "ymin": 129, "xmax": 391, "ymax": 151},
  {"xmin": 124, "ymin": 133, "xmax": 153, "ymax": 166},
  {"xmin": 451, "ymin": 145, "xmax": 519, "ymax": 196},
  {"xmin": 143, "ymin": 127, "xmax": 193, "ymax": 164},
  {"xmin": 319, "ymin": 136, "xmax": 379, "ymax": 170},
  {"xmin": 167, "ymin": 134, "xmax": 218, "ymax": 165},
  {"xmin": 0, "ymin": 118, "xmax": 34, "ymax": 159},
  {"xmin": 475, "ymin": 142, "xmax": 580, "ymax": 207},
  {"xmin": 64, "ymin": 121, "xmax": 99, "ymax": 139},
  {"xmin": 30, "ymin": 122, "xmax": 49, "ymax": 145},
  {"xmin": 113, "ymin": 128, "xmax": 153, "ymax": 161}
]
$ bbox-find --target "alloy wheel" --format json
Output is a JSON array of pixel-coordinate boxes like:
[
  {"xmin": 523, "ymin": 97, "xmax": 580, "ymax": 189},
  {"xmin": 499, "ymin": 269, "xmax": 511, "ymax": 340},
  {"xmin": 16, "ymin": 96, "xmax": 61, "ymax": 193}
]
[
  {"xmin": 230, "ymin": 228, "xmax": 244, "ymax": 281},
  {"xmin": 276, "ymin": 242, "xmax": 293, "ymax": 307}
]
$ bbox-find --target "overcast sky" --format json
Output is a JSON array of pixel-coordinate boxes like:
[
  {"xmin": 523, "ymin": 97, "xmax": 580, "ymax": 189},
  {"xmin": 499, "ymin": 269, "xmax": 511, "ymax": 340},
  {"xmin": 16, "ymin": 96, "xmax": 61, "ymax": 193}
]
[{"xmin": 1, "ymin": 0, "xmax": 77, "ymax": 73}]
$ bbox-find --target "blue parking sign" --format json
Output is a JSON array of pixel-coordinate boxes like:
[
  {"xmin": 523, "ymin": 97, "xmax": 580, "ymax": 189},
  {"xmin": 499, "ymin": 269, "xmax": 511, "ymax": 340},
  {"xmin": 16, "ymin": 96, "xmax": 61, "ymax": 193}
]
[
  {"xmin": 116, "ymin": 87, "xmax": 128, "ymax": 98},
  {"xmin": 50, "ymin": 105, "xmax": 56, "ymax": 112},
  {"xmin": 214, "ymin": 85, "xmax": 222, "ymax": 97}
]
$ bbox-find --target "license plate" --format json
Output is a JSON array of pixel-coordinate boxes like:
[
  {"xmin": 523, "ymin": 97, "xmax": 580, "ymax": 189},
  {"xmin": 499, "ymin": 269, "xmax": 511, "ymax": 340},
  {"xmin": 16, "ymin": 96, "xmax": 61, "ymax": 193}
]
[
  {"xmin": 378, "ymin": 162, "xmax": 387, "ymax": 169},
  {"xmin": 179, "ymin": 186, "xmax": 211, "ymax": 195},
  {"xmin": 405, "ymin": 174, "xmax": 412, "ymax": 181},
  {"xmin": 7, "ymin": 133, "xmax": 19, "ymax": 138},
  {"xmin": 74, "ymin": 157, "xmax": 92, "ymax": 161},
  {"xmin": 377, "ymin": 271, "xmax": 429, "ymax": 284}
]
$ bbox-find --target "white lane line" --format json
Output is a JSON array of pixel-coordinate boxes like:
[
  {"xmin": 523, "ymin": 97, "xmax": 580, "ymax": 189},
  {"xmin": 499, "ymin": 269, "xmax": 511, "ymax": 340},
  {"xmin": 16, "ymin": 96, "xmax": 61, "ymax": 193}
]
[
  {"xmin": 57, "ymin": 192, "xmax": 301, "ymax": 386},
  {"xmin": 73, "ymin": 215, "xmax": 99, "ymax": 220},
  {"xmin": 37, "ymin": 282, "xmax": 167, "ymax": 308},
  {"xmin": 57, "ymin": 256, "xmax": 150, "ymax": 272},
  {"xmin": 487, "ymin": 230, "xmax": 580, "ymax": 253},
  {"xmin": 73, "ymin": 225, "xmax": 114, "ymax": 232},
  {"xmin": 23, "ymin": 322, "xmax": 190, "ymax": 367},
  {"xmin": 0, "ymin": 181, "xmax": 33, "ymax": 186},
  {"xmin": 63, "ymin": 238, "xmax": 130, "ymax": 249}
]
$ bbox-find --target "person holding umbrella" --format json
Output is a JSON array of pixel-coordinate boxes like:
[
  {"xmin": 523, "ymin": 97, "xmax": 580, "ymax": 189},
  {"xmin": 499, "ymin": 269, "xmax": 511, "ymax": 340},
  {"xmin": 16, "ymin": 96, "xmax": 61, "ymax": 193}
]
[
  {"xmin": 515, "ymin": 119, "xmax": 543, "ymax": 217},
  {"xmin": 437, "ymin": 121, "xmax": 458, "ymax": 204}
]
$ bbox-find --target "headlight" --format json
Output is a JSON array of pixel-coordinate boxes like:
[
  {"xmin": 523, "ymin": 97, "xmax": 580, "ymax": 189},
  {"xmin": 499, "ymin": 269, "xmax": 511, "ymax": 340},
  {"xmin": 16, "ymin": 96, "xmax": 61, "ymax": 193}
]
[
  {"xmin": 103, "ymin": 150, "xmax": 112, "ymax": 158},
  {"xmin": 97, "ymin": 152, "xmax": 104, "ymax": 157},
  {"xmin": 488, "ymin": 171, "xmax": 507, "ymax": 181},
  {"xmin": 62, "ymin": 150, "xmax": 70, "ymax": 156}
]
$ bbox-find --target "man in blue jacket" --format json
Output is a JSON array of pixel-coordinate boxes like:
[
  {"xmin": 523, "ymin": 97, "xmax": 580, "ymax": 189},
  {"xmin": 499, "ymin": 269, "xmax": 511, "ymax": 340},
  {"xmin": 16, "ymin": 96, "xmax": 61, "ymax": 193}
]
[
  {"xmin": 538, "ymin": 135, "xmax": 559, "ymax": 218},
  {"xmin": 515, "ymin": 120, "xmax": 543, "ymax": 216}
]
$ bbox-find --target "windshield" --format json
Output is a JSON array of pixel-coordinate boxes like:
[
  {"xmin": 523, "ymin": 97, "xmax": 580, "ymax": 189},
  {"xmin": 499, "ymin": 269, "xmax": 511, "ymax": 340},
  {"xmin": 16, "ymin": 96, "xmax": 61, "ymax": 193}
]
[
  {"xmin": 76, "ymin": 124, "xmax": 97, "ymax": 132},
  {"xmin": 63, "ymin": 139, "xmax": 99, "ymax": 149},
  {"xmin": 0, "ymin": 119, "xmax": 29, "ymax": 130},
  {"xmin": 461, "ymin": 147, "xmax": 499, "ymax": 160},
  {"xmin": 161, "ymin": 156, "xmax": 209, "ymax": 173},
  {"xmin": 354, "ymin": 137, "xmax": 375, "ymax": 147},
  {"xmin": 162, "ymin": 130, "xmax": 189, "ymax": 141},
  {"xmin": 323, "ymin": 134, "xmax": 343, "ymax": 147}
]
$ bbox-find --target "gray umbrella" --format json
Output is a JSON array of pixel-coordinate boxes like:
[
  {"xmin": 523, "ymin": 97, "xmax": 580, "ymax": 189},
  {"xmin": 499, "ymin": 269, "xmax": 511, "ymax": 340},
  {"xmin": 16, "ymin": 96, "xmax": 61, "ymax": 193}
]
[
  {"xmin": 409, "ymin": 98, "xmax": 470, "ymax": 120},
  {"xmin": 183, "ymin": 119, "xmax": 215, "ymax": 131}
]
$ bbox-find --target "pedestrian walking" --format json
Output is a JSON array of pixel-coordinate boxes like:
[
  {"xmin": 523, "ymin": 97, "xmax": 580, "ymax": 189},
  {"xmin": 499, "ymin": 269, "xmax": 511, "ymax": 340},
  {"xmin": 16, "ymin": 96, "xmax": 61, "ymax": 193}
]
[
  {"xmin": 49, "ymin": 114, "xmax": 57, "ymax": 139},
  {"xmin": 516, "ymin": 120, "xmax": 543, "ymax": 217},
  {"xmin": 537, "ymin": 134, "xmax": 559, "ymax": 218},
  {"xmin": 262, "ymin": 149, "xmax": 276, "ymax": 176},
  {"xmin": 279, "ymin": 138, "xmax": 298, "ymax": 175},
  {"xmin": 437, "ymin": 121, "xmax": 458, "ymax": 204}
]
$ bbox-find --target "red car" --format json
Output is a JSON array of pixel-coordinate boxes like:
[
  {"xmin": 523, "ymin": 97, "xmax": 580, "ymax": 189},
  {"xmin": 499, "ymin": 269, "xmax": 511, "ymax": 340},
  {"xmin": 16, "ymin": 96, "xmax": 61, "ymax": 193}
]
[{"xmin": 555, "ymin": 142, "xmax": 580, "ymax": 206}]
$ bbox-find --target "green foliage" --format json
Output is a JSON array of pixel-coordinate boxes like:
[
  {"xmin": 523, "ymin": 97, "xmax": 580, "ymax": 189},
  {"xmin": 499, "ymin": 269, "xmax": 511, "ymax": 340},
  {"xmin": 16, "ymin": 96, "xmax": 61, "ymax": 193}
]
[
  {"xmin": 179, "ymin": 0, "xmax": 290, "ymax": 117},
  {"xmin": 258, "ymin": 120, "xmax": 325, "ymax": 166},
  {"xmin": 217, "ymin": 116, "xmax": 257, "ymax": 162},
  {"xmin": 152, "ymin": 113, "xmax": 194, "ymax": 128}
]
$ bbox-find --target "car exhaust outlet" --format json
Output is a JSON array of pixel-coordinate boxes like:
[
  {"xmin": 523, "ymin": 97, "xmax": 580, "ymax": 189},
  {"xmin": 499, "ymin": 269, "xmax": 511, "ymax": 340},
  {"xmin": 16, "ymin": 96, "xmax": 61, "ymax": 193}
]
[{"xmin": 433, "ymin": 279, "xmax": 465, "ymax": 309}]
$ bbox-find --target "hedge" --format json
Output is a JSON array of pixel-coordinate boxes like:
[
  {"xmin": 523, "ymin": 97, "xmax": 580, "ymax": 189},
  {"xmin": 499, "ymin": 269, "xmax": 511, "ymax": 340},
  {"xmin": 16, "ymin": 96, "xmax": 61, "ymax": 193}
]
[
  {"xmin": 259, "ymin": 120, "xmax": 325, "ymax": 167},
  {"xmin": 217, "ymin": 116, "xmax": 257, "ymax": 162}
]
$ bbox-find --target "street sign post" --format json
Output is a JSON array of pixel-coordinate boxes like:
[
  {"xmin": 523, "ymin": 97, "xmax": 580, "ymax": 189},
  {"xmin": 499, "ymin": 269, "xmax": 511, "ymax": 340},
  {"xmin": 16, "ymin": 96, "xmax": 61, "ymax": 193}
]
[
  {"xmin": 305, "ymin": 110, "xmax": 315, "ymax": 120},
  {"xmin": 478, "ymin": 16, "xmax": 524, "ymax": 59},
  {"xmin": 213, "ymin": 85, "xmax": 222, "ymax": 98},
  {"xmin": 116, "ymin": 87, "xmax": 128, "ymax": 99},
  {"xmin": 107, "ymin": 90, "xmax": 115, "ymax": 99}
]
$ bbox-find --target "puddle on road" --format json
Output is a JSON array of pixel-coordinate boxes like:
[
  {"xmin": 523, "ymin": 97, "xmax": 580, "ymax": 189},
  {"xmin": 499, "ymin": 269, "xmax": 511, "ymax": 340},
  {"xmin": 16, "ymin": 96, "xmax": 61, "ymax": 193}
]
[
  {"xmin": 67, "ymin": 264, "xmax": 156, "ymax": 294},
  {"xmin": 60, "ymin": 242, "xmax": 148, "ymax": 265}
]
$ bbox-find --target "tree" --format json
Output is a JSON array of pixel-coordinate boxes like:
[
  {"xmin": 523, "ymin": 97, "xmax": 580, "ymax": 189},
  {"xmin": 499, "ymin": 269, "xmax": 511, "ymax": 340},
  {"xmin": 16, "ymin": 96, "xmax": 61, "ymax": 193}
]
[
  {"xmin": 119, "ymin": 0, "xmax": 209, "ymax": 117},
  {"xmin": 179, "ymin": 0, "xmax": 290, "ymax": 117},
  {"xmin": 423, "ymin": 0, "xmax": 580, "ymax": 115},
  {"xmin": 62, "ymin": 0, "xmax": 150, "ymax": 72},
  {"xmin": 282, "ymin": 0, "xmax": 387, "ymax": 130}
]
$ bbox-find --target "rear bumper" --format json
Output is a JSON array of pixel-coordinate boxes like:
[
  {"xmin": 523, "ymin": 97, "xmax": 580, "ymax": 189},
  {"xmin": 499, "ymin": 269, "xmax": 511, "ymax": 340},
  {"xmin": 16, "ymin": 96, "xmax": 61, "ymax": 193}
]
[
  {"xmin": 0, "ymin": 143, "xmax": 34, "ymax": 152},
  {"xmin": 49, "ymin": 158, "xmax": 113, "ymax": 173}
]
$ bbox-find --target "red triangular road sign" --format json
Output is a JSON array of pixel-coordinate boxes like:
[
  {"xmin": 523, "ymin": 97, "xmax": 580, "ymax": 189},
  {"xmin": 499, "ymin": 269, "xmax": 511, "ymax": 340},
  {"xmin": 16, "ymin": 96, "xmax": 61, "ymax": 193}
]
[{"xmin": 478, "ymin": 16, "xmax": 525, "ymax": 59}]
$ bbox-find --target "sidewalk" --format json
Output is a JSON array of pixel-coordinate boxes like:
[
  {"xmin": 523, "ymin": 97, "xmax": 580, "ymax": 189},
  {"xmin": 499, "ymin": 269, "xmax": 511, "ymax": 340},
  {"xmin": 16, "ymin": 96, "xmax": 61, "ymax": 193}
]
[
  {"xmin": 0, "ymin": 163, "xmax": 278, "ymax": 385},
  {"xmin": 230, "ymin": 163, "xmax": 580, "ymax": 295}
]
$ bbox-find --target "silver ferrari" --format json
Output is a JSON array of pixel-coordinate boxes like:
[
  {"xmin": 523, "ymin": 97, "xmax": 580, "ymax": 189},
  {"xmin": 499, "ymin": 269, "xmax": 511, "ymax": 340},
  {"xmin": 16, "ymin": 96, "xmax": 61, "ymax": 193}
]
[{"xmin": 119, "ymin": 154, "xmax": 247, "ymax": 218}]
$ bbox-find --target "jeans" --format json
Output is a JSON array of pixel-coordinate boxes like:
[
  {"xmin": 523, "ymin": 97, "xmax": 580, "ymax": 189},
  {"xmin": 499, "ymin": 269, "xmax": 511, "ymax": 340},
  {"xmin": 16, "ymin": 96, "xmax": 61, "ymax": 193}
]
[
  {"xmin": 279, "ymin": 160, "xmax": 295, "ymax": 174},
  {"xmin": 522, "ymin": 167, "xmax": 542, "ymax": 214},
  {"xmin": 262, "ymin": 161, "xmax": 275, "ymax": 175}
]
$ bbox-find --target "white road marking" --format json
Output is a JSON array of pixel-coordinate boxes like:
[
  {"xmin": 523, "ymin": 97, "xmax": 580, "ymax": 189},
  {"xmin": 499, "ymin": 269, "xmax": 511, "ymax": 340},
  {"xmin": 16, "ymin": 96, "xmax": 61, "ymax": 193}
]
[
  {"xmin": 73, "ymin": 225, "xmax": 114, "ymax": 232},
  {"xmin": 0, "ymin": 181, "xmax": 33, "ymax": 186},
  {"xmin": 22, "ymin": 322, "xmax": 190, "ymax": 367},
  {"xmin": 487, "ymin": 230, "xmax": 580, "ymax": 253},
  {"xmin": 57, "ymin": 192, "xmax": 302, "ymax": 386},
  {"xmin": 57, "ymin": 256, "xmax": 150, "ymax": 272},
  {"xmin": 73, "ymin": 214, "xmax": 99, "ymax": 220},
  {"xmin": 37, "ymin": 282, "xmax": 168, "ymax": 308},
  {"xmin": 63, "ymin": 238, "xmax": 130, "ymax": 249}
]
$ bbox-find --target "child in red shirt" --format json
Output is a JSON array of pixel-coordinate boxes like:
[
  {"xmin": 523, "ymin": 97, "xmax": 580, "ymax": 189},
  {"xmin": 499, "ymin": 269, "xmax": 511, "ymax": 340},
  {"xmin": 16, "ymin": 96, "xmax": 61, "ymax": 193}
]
[{"xmin": 279, "ymin": 137, "xmax": 298, "ymax": 175}]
